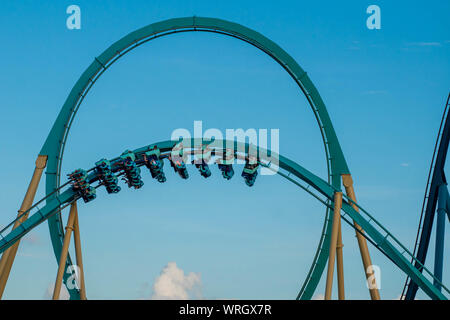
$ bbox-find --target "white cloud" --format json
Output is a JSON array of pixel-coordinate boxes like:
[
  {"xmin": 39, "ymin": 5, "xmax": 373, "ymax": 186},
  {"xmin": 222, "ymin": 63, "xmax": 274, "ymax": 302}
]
[
  {"xmin": 43, "ymin": 282, "xmax": 70, "ymax": 300},
  {"xmin": 150, "ymin": 262, "xmax": 202, "ymax": 300}
]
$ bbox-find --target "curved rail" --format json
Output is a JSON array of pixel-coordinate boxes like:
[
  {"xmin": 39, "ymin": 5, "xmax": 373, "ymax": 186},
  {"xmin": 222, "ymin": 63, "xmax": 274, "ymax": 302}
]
[
  {"xmin": 38, "ymin": 17, "xmax": 351, "ymax": 299},
  {"xmin": 404, "ymin": 92, "xmax": 450, "ymax": 299},
  {"xmin": 1, "ymin": 139, "xmax": 447, "ymax": 300}
]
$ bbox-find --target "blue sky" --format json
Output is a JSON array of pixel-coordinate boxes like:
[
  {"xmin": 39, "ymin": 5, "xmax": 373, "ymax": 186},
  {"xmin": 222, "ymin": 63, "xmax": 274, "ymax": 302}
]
[{"xmin": 0, "ymin": 0, "xmax": 449, "ymax": 299}]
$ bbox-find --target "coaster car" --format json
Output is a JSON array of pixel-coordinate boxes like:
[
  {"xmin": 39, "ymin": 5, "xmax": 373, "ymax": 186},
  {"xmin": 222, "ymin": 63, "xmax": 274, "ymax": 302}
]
[
  {"xmin": 192, "ymin": 145, "xmax": 212, "ymax": 178},
  {"xmin": 68, "ymin": 169, "xmax": 97, "ymax": 202},
  {"xmin": 170, "ymin": 157, "xmax": 189, "ymax": 179},
  {"xmin": 121, "ymin": 152, "xmax": 144, "ymax": 189},
  {"xmin": 241, "ymin": 157, "xmax": 259, "ymax": 187},
  {"xmin": 216, "ymin": 149, "xmax": 235, "ymax": 180},
  {"xmin": 144, "ymin": 147, "xmax": 166, "ymax": 183},
  {"xmin": 95, "ymin": 159, "xmax": 121, "ymax": 193},
  {"xmin": 169, "ymin": 142, "xmax": 189, "ymax": 179}
]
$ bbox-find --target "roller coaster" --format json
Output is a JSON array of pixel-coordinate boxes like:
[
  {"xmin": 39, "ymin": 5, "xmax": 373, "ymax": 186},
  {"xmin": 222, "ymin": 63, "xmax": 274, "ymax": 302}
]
[{"xmin": 0, "ymin": 17, "xmax": 448, "ymax": 300}]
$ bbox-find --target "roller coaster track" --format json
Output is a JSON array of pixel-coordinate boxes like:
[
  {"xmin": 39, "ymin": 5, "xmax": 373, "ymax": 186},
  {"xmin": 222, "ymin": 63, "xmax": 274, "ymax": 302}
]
[
  {"xmin": 403, "ymin": 93, "xmax": 450, "ymax": 299},
  {"xmin": 0, "ymin": 139, "xmax": 448, "ymax": 300},
  {"xmin": 1, "ymin": 16, "xmax": 446, "ymax": 300},
  {"xmin": 33, "ymin": 16, "xmax": 351, "ymax": 300}
]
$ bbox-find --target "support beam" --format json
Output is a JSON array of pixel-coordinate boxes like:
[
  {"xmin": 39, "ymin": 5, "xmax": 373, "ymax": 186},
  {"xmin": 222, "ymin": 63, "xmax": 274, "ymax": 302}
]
[
  {"xmin": 52, "ymin": 203, "xmax": 76, "ymax": 300},
  {"xmin": 336, "ymin": 219, "xmax": 345, "ymax": 300},
  {"xmin": 325, "ymin": 191, "xmax": 343, "ymax": 300},
  {"xmin": 72, "ymin": 204, "xmax": 86, "ymax": 299},
  {"xmin": 434, "ymin": 184, "xmax": 447, "ymax": 291},
  {"xmin": 0, "ymin": 155, "xmax": 47, "ymax": 299},
  {"xmin": 342, "ymin": 174, "xmax": 380, "ymax": 300}
]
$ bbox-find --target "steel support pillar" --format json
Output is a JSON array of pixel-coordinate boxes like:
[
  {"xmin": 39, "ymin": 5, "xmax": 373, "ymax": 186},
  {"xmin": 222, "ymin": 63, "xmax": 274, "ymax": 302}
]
[
  {"xmin": 0, "ymin": 155, "xmax": 48, "ymax": 299},
  {"xmin": 325, "ymin": 191, "xmax": 343, "ymax": 300},
  {"xmin": 52, "ymin": 203, "xmax": 77, "ymax": 300},
  {"xmin": 434, "ymin": 184, "xmax": 447, "ymax": 291},
  {"xmin": 342, "ymin": 174, "xmax": 380, "ymax": 300},
  {"xmin": 336, "ymin": 219, "xmax": 345, "ymax": 299},
  {"xmin": 72, "ymin": 204, "xmax": 86, "ymax": 300}
]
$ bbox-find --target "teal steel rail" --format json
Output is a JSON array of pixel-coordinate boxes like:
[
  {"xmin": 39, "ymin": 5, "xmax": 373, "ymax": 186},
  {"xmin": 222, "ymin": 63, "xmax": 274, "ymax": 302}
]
[
  {"xmin": 1, "ymin": 139, "xmax": 447, "ymax": 300},
  {"xmin": 37, "ymin": 17, "xmax": 350, "ymax": 299}
]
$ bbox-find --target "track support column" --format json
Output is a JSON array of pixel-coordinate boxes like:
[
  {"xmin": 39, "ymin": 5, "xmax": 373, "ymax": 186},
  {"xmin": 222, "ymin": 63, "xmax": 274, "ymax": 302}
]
[
  {"xmin": 325, "ymin": 191, "xmax": 343, "ymax": 300},
  {"xmin": 336, "ymin": 219, "xmax": 345, "ymax": 299},
  {"xmin": 73, "ymin": 204, "xmax": 87, "ymax": 299},
  {"xmin": 53, "ymin": 202, "xmax": 77, "ymax": 300},
  {"xmin": 434, "ymin": 184, "xmax": 447, "ymax": 291},
  {"xmin": 342, "ymin": 174, "xmax": 380, "ymax": 300},
  {"xmin": 0, "ymin": 155, "xmax": 47, "ymax": 299}
]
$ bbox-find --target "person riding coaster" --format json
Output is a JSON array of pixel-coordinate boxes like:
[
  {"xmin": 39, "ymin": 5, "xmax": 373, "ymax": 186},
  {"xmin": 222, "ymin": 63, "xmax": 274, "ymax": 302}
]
[
  {"xmin": 241, "ymin": 156, "xmax": 259, "ymax": 187},
  {"xmin": 169, "ymin": 142, "xmax": 189, "ymax": 179},
  {"xmin": 192, "ymin": 145, "xmax": 212, "ymax": 178},
  {"xmin": 95, "ymin": 159, "xmax": 121, "ymax": 193},
  {"xmin": 216, "ymin": 148, "xmax": 234, "ymax": 180},
  {"xmin": 144, "ymin": 146, "xmax": 167, "ymax": 183},
  {"xmin": 120, "ymin": 150, "xmax": 145, "ymax": 188},
  {"xmin": 68, "ymin": 169, "xmax": 97, "ymax": 202}
]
